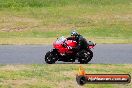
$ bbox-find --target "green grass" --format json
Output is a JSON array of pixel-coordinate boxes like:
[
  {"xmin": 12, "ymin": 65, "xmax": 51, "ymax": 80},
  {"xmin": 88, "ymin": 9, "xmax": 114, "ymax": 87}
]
[
  {"xmin": 0, "ymin": 64, "xmax": 131, "ymax": 88},
  {"xmin": 0, "ymin": 0, "xmax": 132, "ymax": 44}
]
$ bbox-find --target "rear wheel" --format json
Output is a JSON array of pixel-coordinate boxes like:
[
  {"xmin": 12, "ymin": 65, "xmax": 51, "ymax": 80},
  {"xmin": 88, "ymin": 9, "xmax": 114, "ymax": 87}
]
[
  {"xmin": 77, "ymin": 50, "xmax": 93, "ymax": 64},
  {"xmin": 45, "ymin": 51, "xmax": 58, "ymax": 64}
]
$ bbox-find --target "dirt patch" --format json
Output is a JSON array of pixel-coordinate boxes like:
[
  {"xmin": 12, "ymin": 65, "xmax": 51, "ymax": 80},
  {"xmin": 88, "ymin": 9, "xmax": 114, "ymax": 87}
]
[
  {"xmin": 0, "ymin": 16, "xmax": 41, "ymax": 32},
  {"xmin": 0, "ymin": 65, "xmax": 31, "ymax": 71},
  {"xmin": 1, "ymin": 78, "xmax": 49, "ymax": 88}
]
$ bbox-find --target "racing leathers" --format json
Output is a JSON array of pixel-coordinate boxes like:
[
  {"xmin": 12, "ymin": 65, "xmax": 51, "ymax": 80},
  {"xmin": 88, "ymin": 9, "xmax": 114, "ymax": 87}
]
[{"xmin": 66, "ymin": 35, "xmax": 89, "ymax": 51}]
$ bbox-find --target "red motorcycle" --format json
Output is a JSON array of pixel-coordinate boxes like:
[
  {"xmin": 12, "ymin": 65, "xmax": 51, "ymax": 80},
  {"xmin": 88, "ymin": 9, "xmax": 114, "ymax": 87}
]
[{"xmin": 45, "ymin": 36, "xmax": 95, "ymax": 64}]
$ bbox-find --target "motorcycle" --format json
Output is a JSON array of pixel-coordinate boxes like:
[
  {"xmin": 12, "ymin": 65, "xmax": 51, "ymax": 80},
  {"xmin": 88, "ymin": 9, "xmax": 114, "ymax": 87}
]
[{"xmin": 45, "ymin": 36, "xmax": 96, "ymax": 64}]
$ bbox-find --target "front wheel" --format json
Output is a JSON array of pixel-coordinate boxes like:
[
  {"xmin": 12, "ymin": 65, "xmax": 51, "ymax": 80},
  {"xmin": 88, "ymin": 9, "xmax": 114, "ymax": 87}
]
[{"xmin": 45, "ymin": 51, "xmax": 58, "ymax": 64}]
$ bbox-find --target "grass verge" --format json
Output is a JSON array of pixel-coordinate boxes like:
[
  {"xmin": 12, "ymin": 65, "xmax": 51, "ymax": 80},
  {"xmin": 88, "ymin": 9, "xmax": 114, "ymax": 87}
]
[
  {"xmin": 0, "ymin": 38, "xmax": 132, "ymax": 45},
  {"xmin": 0, "ymin": 0, "xmax": 132, "ymax": 44},
  {"xmin": 0, "ymin": 64, "xmax": 132, "ymax": 88}
]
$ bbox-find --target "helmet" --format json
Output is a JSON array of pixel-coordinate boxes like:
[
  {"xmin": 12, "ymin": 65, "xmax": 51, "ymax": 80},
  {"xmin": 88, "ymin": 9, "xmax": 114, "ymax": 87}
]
[{"xmin": 71, "ymin": 30, "xmax": 79, "ymax": 37}]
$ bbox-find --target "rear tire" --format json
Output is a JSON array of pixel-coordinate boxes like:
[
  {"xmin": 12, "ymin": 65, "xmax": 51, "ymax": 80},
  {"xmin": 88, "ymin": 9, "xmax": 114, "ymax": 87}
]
[
  {"xmin": 77, "ymin": 50, "xmax": 93, "ymax": 64},
  {"xmin": 45, "ymin": 51, "xmax": 58, "ymax": 64}
]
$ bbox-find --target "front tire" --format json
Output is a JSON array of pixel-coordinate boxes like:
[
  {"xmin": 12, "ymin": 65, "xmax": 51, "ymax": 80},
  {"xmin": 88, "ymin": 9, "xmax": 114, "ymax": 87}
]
[{"xmin": 45, "ymin": 51, "xmax": 58, "ymax": 64}]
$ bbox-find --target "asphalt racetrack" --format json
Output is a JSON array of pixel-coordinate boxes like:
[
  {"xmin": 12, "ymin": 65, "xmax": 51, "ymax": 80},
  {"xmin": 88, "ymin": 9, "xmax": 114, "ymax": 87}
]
[{"xmin": 0, "ymin": 44, "xmax": 132, "ymax": 64}]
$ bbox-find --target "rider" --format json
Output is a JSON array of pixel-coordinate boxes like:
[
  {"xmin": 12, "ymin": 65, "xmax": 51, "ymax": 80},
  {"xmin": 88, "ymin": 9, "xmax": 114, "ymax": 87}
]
[{"xmin": 66, "ymin": 30, "xmax": 89, "ymax": 51}]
